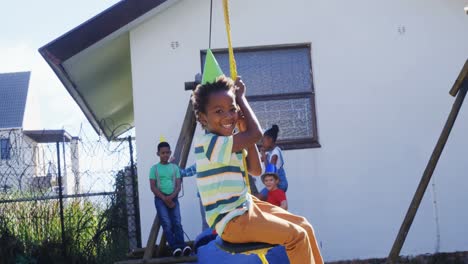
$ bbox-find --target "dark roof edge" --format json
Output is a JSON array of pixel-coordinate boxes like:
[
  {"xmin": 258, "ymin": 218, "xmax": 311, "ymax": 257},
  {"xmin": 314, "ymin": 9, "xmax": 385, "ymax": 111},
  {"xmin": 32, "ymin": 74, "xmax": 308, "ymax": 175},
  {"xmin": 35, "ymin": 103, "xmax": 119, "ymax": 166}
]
[{"xmin": 39, "ymin": 0, "xmax": 170, "ymax": 63}]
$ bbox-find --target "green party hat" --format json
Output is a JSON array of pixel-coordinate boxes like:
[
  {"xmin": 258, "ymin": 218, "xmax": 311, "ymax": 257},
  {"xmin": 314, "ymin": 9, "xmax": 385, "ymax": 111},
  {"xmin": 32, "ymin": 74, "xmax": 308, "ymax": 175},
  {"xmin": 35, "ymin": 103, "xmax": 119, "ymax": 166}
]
[{"xmin": 202, "ymin": 49, "xmax": 224, "ymax": 84}]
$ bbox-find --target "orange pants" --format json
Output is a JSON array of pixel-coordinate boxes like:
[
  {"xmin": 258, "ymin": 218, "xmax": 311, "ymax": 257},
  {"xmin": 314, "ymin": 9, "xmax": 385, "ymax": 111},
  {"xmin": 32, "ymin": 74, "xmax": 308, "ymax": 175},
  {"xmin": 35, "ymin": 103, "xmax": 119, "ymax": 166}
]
[{"xmin": 221, "ymin": 197, "xmax": 323, "ymax": 264}]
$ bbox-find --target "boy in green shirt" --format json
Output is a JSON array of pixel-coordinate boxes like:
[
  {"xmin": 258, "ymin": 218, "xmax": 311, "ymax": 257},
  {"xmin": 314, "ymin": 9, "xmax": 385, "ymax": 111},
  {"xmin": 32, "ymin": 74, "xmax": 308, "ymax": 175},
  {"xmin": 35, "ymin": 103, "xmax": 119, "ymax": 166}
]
[{"xmin": 149, "ymin": 141, "xmax": 191, "ymax": 256}]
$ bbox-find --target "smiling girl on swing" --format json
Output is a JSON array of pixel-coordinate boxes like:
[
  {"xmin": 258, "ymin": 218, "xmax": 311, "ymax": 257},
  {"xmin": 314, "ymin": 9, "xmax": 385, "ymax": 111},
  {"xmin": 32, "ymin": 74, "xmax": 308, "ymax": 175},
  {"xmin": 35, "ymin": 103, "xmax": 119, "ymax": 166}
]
[{"xmin": 191, "ymin": 72, "xmax": 323, "ymax": 264}]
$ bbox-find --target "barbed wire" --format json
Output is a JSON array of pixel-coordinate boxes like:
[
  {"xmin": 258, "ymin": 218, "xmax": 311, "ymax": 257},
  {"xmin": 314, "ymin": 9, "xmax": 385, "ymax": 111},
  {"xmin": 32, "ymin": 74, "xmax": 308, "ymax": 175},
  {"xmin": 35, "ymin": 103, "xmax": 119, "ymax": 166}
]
[
  {"xmin": 0, "ymin": 127, "xmax": 134, "ymax": 198},
  {"xmin": 0, "ymin": 126, "xmax": 139, "ymax": 262}
]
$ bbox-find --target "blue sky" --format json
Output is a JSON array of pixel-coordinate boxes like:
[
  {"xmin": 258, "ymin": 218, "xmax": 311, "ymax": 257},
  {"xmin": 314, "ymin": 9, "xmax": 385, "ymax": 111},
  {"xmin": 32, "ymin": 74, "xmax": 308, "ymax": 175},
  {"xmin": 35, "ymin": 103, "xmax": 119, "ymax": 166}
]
[{"xmin": 1, "ymin": 0, "xmax": 120, "ymax": 135}]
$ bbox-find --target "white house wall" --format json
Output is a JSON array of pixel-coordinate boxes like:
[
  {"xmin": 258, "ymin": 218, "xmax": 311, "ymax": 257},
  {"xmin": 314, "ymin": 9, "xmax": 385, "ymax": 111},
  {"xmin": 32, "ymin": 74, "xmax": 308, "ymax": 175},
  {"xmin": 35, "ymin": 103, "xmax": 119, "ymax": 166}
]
[
  {"xmin": 130, "ymin": 0, "xmax": 468, "ymax": 261},
  {"xmin": 0, "ymin": 129, "xmax": 37, "ymax": 191},
  {"xmin": 0, "ymin": 130, "xmax": 81, "ymax": 195}
]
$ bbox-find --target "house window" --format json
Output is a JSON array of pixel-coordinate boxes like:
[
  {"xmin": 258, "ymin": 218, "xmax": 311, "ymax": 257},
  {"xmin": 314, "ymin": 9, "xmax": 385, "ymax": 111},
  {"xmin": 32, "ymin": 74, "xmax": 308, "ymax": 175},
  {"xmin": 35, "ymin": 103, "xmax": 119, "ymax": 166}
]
[
  {"xmin": 1, "ymin": 138, "xmax": 11, "ymax": 160},
  {"xmin": 201, "ymin": 44, "xmax": 320, "ymax": 150}
]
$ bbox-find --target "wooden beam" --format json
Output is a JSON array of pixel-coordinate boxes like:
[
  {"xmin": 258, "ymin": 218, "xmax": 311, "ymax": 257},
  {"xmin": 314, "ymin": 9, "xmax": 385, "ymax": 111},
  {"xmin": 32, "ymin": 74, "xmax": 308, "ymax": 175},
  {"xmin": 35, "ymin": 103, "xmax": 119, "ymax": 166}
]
[
  {"xmin": 156, "ymin": 234, "xmax": 167, "ymax": 257},
  {"xmin": 387, "ymin": 75, "xmax": 468, "ymax": 263},
  {"xmin": 184, "ymin": 81, "xmax": 199, "ymax": 91},
  {"xmin": 143, "ymin": 217, "xmax": 161, "ymax": 260},
  {"xmin": 449, "ymin": 59, "xmax": 468, "ymax": 97},
  {"xmin": 172, "ymin": 100, "xmax": 197, "ymax": 168}
]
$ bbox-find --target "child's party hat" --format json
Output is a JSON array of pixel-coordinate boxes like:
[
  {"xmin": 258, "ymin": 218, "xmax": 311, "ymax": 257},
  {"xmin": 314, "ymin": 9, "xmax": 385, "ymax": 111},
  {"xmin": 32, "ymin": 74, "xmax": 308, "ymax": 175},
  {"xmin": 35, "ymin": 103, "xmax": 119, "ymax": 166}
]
[
  {"xmin": 265, "ymin": 163, "xmax": 277, "ymax": 174},
  {"xmin": 201, "ymin": 49, "xmax": 224, "ymax": 84}
]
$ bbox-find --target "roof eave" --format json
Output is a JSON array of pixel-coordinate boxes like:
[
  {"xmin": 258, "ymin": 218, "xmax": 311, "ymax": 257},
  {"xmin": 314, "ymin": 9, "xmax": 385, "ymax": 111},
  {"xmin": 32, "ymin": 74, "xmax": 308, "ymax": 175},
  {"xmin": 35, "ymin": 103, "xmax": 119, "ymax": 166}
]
[
  {"xmin": 39, "ymin": 0, "xmax": 172, "ymax": 64},
  {"xmin": 38, "ymin": 48, "xmax": 104, "ymax": 138},
  {"xmin": 38, "ymin": 0, "xmax": 175, "ymax": 140}
]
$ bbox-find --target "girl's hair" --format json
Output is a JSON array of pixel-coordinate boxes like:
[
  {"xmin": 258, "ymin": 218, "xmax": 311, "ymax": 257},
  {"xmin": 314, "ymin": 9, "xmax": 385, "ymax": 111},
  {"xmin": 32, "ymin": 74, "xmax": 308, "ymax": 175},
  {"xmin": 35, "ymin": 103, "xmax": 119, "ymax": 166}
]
[
  {"xmin": 264, "ymin": 124, "xmax": 279, "ymax": 142},
  {"xmin": 191, "ymin": 75, "xmax": 236, "ymax": 123}
]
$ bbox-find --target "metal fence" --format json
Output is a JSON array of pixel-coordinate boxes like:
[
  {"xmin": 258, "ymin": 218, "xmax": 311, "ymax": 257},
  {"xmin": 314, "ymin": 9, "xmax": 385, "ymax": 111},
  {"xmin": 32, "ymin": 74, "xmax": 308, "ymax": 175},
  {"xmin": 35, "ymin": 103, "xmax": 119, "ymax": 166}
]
[{"xmin": 0, "ymin": 128, "xmax": 140, "ymax": 263}]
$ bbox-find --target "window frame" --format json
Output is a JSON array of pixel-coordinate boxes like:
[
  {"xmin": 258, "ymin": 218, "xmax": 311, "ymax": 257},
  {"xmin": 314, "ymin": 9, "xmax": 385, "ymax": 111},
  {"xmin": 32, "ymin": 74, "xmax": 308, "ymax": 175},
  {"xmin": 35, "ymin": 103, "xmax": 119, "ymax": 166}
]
[
  {"xmin": 200, "ymin": 43, "xmax": 320, "ymax": 150},
  {"xmin": 0, "ymin": 138, "xmax": 11, "ymax": 160}
]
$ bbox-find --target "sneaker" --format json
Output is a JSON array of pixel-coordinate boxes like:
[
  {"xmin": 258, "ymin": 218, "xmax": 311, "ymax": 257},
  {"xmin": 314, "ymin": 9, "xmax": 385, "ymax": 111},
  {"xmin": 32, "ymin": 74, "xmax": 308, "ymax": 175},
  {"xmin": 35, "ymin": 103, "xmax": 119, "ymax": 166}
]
[
  {"xmin": 172, "ymin": 248, "xmax": 182, "ymax": 257},
  {"xmin": 182, "ymin": 245, "xmax": 192, "ymax": 256}
]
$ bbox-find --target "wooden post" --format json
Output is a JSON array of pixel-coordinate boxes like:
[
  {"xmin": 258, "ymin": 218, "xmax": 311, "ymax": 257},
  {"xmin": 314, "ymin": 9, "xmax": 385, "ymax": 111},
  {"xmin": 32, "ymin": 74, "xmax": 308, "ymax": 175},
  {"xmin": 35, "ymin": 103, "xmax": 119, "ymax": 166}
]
[
  {"xmin": 156, "ymin": 234, "xmax": 167, "ymax": 257},
  {"xmin": 172, "ymin": 100, "xmax": 197, "ymax": 167},
  {"xmin": 387, "ymin": 68, "xmax": 468, "ymax": 263},
  {"xmin": 143, "ymin": 217, "xmax": 161, "ymax": 260}
]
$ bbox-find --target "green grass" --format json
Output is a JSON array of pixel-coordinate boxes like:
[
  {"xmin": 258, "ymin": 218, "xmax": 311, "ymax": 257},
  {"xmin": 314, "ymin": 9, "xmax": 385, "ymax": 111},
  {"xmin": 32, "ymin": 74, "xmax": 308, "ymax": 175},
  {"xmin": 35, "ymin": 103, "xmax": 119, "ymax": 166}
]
[{"xmin": 0, "ymin": 192, "xmax": 129, "ymax": 264}]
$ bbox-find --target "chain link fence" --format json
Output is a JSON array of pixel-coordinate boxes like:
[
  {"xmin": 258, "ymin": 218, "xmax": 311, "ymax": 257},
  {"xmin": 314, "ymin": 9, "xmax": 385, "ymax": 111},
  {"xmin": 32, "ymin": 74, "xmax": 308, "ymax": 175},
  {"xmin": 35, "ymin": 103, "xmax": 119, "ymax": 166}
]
[{"xmin": 0, "ymin": 128, "xmax": 140, "ymax": 264}]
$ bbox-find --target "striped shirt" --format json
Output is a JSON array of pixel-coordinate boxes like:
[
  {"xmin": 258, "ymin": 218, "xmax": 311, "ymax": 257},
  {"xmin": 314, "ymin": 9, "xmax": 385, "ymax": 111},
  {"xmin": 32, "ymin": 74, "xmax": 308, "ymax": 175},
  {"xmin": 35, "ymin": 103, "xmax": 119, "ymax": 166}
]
[{"xmin": 194, "ymin": 133, "xmax": 251, "ymax": 235}]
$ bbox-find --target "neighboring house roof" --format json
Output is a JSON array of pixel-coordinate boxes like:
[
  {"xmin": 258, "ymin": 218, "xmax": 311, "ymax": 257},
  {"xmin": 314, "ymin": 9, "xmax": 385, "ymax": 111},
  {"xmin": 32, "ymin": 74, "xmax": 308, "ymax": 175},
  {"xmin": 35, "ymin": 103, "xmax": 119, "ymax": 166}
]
[
  {"xmin": 23, "ymin": 129, "xmax": 73, "ymax": 143},
  {"xmin": 0, "ymin": 71, "xmax": 31, "ymax": 129},
  {"xmin": 39, "ymin": 0, "xmax": 175, "ymax": 140}
]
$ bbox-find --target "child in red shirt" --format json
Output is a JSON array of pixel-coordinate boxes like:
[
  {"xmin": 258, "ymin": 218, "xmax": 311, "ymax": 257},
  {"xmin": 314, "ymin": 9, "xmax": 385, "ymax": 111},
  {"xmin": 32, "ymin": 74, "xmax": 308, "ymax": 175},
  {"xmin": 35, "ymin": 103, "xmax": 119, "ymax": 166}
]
[{"xmin": 262, "ymin": 164, "xmax": 288, "ymax": 210}]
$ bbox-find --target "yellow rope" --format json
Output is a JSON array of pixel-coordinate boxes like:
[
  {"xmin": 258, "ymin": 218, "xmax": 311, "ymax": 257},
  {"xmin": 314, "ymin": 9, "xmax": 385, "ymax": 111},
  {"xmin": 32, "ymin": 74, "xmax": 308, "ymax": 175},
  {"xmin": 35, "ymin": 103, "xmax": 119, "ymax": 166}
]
[
  {"xmin": 240, "ymin": 248, "xmax": 271, "ymax": 264},
  {"xmin": 221, "ymin": 7, "xmax": 270, "ymax": 264},
  {"xmin": 222, "ymin": 0, "xmax": 238, "ymax": 80},
  {"xmin": 222, "ymin": 0, "xmax": 250, "ymax": 194},
  {"xmin": 242, "ymin": 150, "xmax": 251, "ymax": 194}
]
